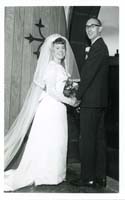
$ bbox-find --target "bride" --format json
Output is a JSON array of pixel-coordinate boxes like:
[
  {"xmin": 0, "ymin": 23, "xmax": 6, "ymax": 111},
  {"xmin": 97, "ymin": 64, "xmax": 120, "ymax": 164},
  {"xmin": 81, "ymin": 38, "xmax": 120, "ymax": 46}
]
[{"xmin": 4, "ymin": 34, "xmax": 80, "ymax": 191}]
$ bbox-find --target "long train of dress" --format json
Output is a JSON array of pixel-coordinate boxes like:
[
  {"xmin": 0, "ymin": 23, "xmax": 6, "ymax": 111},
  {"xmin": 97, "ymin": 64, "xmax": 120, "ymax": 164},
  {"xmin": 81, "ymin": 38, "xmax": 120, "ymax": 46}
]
[{"xmin": 4, "ymin": 61, "xmax": 74, "ymax": 191}]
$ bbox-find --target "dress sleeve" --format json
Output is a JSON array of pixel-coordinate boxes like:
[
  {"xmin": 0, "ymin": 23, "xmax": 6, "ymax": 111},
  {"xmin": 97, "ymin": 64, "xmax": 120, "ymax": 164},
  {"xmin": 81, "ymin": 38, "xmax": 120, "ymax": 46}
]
[{"xmin": 45, "ymin": 65, "xmax": 76, "ymax": 106}]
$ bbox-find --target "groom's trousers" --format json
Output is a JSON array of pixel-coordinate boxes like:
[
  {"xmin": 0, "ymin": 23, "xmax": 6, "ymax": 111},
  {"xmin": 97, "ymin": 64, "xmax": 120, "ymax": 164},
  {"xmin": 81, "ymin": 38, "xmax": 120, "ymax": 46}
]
[{"xmin": 79, "ymin": 107, "xmax": 107, "ymax": 182}]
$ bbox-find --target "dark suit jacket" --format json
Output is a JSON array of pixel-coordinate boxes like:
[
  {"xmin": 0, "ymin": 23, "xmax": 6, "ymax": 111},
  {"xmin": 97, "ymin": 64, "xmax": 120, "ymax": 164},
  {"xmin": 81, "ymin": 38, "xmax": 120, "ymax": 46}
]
[{"xmin": 76, "ymin": 38, "xmax": 109, "ymax": 108}]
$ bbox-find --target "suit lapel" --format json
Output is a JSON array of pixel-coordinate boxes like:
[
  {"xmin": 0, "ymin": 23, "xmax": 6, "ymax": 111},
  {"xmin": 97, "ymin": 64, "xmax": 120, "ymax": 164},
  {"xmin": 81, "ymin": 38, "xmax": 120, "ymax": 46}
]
[{"xmin": 86, "ymin": 38, "xmax": 103, "ymax": 59}]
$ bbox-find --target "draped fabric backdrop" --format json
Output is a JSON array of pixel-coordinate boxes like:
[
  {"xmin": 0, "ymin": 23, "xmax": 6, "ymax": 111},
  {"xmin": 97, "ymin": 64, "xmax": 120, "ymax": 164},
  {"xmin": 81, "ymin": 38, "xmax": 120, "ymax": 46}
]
[{"xmin": 5, "ymin": 7, "xmax": 67, "ymax": 133}]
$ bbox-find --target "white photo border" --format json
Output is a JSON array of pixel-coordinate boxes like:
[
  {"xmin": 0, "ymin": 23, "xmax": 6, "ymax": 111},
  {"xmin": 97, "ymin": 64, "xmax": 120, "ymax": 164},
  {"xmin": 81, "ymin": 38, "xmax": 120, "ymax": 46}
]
[{"xmin": 0, "ymin": 0, "xmax": 125, "ymax": 199}]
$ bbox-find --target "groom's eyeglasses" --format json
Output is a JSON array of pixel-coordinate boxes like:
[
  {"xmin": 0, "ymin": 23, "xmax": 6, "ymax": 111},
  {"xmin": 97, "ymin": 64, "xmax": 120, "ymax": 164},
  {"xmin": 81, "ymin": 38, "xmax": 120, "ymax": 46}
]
[{"xmin": 86, "ymin": 24, "xmax": 101, "ymax": 29}]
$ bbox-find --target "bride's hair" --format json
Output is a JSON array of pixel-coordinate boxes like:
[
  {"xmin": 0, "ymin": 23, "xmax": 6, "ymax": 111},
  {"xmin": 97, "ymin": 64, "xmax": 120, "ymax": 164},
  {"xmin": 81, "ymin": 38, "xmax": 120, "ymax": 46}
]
[{"xmin": 53, "ymin": 37, "xmax": 66, "ymax": 49}]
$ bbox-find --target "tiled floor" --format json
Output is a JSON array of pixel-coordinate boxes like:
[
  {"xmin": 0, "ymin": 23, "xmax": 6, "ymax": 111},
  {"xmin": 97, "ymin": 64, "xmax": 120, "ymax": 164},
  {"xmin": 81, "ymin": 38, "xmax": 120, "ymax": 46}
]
[{"xmin": 6, "ymin": 163, "xmax": 119, "ymax": 193}]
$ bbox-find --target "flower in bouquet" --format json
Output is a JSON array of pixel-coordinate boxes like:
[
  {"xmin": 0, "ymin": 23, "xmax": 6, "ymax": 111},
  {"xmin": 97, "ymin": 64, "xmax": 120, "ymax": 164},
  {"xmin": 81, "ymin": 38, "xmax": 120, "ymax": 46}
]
[{"xmin": 63, "ymin": 78, "xmax": 79, "ymax": 98}]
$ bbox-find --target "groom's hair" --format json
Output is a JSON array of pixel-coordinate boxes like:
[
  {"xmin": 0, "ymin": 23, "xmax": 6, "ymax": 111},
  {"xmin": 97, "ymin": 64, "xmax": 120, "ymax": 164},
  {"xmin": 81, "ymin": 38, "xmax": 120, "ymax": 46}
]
[
  {"xmin": 53, "ymin": 37, "xmax": 66, "ymax": 49},
  {"xmin": 87, "ymin": 17, "xmax": 102, "ymax": 26}
]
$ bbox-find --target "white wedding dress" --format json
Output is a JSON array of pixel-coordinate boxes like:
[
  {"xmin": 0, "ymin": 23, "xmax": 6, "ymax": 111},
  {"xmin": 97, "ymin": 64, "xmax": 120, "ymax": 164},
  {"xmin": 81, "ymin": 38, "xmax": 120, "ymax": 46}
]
[{"xmin": 4, "ymin": 61, "xmax": 74, "ymax": 191}]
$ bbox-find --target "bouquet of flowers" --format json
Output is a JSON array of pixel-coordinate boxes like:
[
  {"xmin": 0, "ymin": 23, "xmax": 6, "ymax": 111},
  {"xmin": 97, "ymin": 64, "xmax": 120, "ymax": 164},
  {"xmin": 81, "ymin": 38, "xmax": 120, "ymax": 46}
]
[{"xmin": 63, "ymin": 78, "xmax": 79, "ymax": 98}]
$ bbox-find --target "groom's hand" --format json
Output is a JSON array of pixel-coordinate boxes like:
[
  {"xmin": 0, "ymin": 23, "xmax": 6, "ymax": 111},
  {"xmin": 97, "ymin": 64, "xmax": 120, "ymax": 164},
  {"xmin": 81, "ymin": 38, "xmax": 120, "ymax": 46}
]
[{"xmin": 76, "ymin": 106, "xmax": 80, "ymax": 113}]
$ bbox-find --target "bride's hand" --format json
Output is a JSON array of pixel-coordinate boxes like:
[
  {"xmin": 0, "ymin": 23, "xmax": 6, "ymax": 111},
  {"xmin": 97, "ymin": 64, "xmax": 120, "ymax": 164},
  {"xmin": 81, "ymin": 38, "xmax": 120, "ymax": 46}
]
[
  {"xmin": 74, "ymin": 100, "xmax": 81, "ymax": 107},
  {"xmin": 71, "ymin": 97, "xmax": 80, "ymax": 107}
]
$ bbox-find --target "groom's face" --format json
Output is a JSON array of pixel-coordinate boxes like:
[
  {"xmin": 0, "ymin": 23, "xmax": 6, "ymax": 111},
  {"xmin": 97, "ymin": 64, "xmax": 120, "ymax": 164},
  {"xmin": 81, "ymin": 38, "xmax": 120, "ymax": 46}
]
[{"xmin": 85, "ymin": 18, "xmax": 102, "ymax": 42}]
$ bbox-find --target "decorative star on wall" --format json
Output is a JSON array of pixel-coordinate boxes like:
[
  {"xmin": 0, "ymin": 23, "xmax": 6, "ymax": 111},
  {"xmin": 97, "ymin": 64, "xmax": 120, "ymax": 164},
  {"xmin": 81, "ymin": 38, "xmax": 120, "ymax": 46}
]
[{"xmin": 25, "ymin": 19, "xmax": 46, "ymax": 59}]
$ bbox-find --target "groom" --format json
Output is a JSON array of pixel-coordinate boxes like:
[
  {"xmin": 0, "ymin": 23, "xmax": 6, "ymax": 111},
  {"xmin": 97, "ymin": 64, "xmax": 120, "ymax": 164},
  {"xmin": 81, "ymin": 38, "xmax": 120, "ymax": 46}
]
[{"xmin": 71, "ymin": 17, "xmax": 109, "ymax": 187}]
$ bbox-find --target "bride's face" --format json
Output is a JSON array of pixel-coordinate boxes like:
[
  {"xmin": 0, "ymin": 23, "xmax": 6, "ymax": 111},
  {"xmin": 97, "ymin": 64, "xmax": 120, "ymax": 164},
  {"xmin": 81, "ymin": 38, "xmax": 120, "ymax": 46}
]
[{"xmin": 52, "ymin": 43, "xmax": 66, "ymax": 61}]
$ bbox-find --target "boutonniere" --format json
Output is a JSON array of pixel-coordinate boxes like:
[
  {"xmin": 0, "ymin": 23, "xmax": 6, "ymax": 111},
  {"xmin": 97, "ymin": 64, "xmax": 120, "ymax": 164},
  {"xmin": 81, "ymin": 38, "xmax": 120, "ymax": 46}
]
[
  {"xmin": 85, "ymin": 46, "xmax": 91, "ymax": 53},
  {"xmin": 85, "ymin": 46, "xmax": 91, "ymax": 60}
]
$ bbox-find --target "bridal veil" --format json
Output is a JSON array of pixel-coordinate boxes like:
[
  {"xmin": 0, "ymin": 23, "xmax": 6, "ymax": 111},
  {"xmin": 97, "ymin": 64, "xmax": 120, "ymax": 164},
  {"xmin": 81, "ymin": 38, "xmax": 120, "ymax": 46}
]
[{"xmin": 4, "ymin": 33, "xmax": 80, "ymax": 169}]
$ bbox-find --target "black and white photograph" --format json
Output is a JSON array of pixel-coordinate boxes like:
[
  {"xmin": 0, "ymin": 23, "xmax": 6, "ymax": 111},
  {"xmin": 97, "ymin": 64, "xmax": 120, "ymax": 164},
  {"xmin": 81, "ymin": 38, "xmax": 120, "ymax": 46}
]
[{"xmin": 0, "ymin": 0, "xmax": 125, "ymax": 200}]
